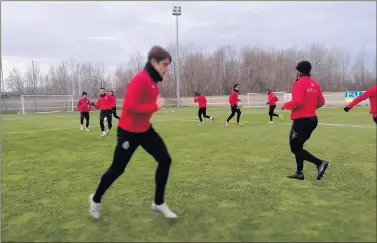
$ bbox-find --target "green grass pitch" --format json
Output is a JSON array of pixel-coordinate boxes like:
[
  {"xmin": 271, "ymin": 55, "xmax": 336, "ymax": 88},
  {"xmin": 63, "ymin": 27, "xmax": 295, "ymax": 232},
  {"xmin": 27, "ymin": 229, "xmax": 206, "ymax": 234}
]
[{"xmin": 1, "ymin": 107, "xmax": 376, "ymax": 242}]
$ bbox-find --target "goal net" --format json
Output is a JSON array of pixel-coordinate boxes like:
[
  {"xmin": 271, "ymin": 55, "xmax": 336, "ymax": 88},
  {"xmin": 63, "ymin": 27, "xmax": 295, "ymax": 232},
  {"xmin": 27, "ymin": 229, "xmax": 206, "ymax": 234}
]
[
  {"xmin": 247, "ymin": 92, "xmax": 287, "ymax": 107},
  {"xmin": 20, "ymin": 95, "xmax": 74, "ymax": 114}
]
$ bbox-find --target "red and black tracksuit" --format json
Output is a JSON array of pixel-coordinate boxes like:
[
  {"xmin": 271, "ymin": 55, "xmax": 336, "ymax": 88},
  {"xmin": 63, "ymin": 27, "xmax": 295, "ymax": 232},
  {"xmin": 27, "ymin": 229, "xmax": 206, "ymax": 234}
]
[
  {"xmin": 282, "ymin": 75, "xmax": 328, "ymax": 179},
  {"xmin": 93, "ymin": 94, "xmax": 114, "ymax": 132},
  {"xmin": 194, "ymin": 94, "xmax": 212, "ymax": 122},
  {"xmin": 226, "ymin": 90, "xmax": 241, "ymax": 123},
  {"xmin": 267, "ymin": 92, "xmax": 279, "ymax": 121},
  {"xmin": 92, "ymin": 62, "xmax": 172, "ymax": 206},
  {"xmin": 346, "ymin": 85, "xmax": 377, "ymax": 124},
  {"xmin": 77, "ymin": 97, "xmax": 92, "ymax": 128}
]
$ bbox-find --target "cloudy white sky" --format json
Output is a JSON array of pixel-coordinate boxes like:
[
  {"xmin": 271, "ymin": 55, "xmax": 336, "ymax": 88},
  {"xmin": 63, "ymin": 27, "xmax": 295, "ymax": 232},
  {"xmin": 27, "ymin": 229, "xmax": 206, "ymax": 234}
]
[{"xmin": 1, "ymin": 1, "xmax": 376, "ymax": 78}]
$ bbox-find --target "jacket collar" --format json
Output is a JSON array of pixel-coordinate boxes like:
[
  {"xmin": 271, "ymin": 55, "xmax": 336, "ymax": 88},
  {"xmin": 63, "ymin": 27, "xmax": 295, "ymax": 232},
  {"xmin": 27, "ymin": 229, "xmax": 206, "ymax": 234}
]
[{"xmin": 144, "ymin": 62, "xmax": 163, "ymax": 83}]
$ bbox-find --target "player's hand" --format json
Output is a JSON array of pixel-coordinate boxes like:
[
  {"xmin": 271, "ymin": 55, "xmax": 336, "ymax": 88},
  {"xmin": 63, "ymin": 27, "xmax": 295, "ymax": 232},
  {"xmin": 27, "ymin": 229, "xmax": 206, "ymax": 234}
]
[
  {"xmin": 266, "ymin": 102, "xmax": 269, "ymax": 105},
  {"xmin": 344, "ymin": 106, "xmax": 351, "ymax": 112},
  {"xmin": 156, "ymin": 95, "xmax": 165, "ymax": 109},
  {"xmin": 281, "ymin": 106, "xmax": 285, "ymax": 110},
  {"xmin": 91, "ymin": 102, "xmax": 94, "ymax": 106}
]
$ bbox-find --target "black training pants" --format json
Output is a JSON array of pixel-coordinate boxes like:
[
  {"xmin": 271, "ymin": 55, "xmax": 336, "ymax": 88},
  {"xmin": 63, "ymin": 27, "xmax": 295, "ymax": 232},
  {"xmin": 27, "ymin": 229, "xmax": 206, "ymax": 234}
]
[
  {"xmin": 99, "ymin": 110, "xmax": 113, "ymax": 132},
  {"xmin": 93, "ymin": 126, "xmax": 172, "ymax": 205},
  {"xmin": 373, "ymin": 117, "xmax": 377, "ymax": 124},
  {"xmin": 268, "ymin": 105, "xmax": 279, "ymax": 121},
  {"xmin": 289, "ymin": 116, "xmax": 322, "ymax": 173},
  {"xmin": 80, "ymin": 112, "xmax": 90, "ymax": 128},
  {"xmin": 112, "ymin": 107, "xmax": 120, "ymax": 120},
  {"xmin": 198, "ymin": 107, "xmax": 211, "ymax": 122},
  {"xmin": 226, "ymin": 105, "xmax": 241, "ymax": 123}
]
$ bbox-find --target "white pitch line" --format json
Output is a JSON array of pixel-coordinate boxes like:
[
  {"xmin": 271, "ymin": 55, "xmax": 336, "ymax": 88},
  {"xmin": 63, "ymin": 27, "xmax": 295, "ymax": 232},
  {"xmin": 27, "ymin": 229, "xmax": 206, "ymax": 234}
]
[{"xmin": 1, "ymin": 118, "xmax": 375, "ymax": 135}]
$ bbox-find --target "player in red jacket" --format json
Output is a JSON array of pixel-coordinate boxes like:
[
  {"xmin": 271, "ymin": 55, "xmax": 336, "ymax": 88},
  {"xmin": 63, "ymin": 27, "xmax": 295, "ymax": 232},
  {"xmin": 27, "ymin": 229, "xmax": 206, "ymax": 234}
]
[
  {"xmin": 282, "ymin": 61, "xmax": 329, "ymax": 181},
  {"xmin": 89, "ymin": 45, "xmax": 177, "ymax": 220},
  {"xmin": 344, "ymin": 85, "xmax": 377, "ymax": 124},
  {"xmin": 92, "ymin": 88, "xmax": 114, "ymax": 136},
  {"xmin": 109, "ymin": 90, "xmax": 120, "ymax": 120},
  {"xmin": 225, "ymin": 84, "xmax": 242, "ymax": 127},
  {"xmin": 77, "ymin": 91, "xmax": 92, "ymax": 131},
  {"xmin": 194, "ymin": 92, "xmax": 215, "ymax": 125},
  {"xmin": 265, "ymin": 89, "xmax": 283, "ymax": 124}
]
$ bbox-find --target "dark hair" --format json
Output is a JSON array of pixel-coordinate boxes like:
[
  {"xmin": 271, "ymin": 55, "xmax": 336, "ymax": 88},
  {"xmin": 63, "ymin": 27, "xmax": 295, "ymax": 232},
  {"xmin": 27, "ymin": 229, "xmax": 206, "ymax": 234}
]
[
  {"xmin": 233, "ymin": 84, "xmax": 239, "ymax": 89},
  {"xmin": 100, "ymin": 87, "xmax": 105, "ymax": 90},
  {"xmin": 147, "ymin": 45, "xmax": 172, "ymax": 63},
  {"xmin": 82, "ymin": 91, "xmax": 87, "ymax": 96},
  {"xmin": 110, "ymin": 90, "xmax": 114, "ymax": 93}
]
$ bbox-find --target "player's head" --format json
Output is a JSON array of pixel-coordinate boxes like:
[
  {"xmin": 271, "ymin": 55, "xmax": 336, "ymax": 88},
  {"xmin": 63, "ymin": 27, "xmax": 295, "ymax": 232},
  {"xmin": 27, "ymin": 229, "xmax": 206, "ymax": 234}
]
[
  {"xmin": 265, "ymin": 89, "xmax": 271, "ymax": 94},
  {"xmin": 148, "ymin": 45, "xmax": 172, "ymax": 78},
  {"xmin": 195, "ymin": 92, "xmax": 200, "ymax": 97},
  {"xmin": 233, "ymin": 84, "xmax": 239, "ymax": 92},
  {"xmin": 99, "ymin": 88, "xmax": 106, "ymax": 97},
  {"xmin": 109, "ymin": 90, "xmax": 114, "ymax": 96},
  {"xmin": 296, "ymin": 61, "xmax": 312, "ymax": 77},
  {"xmin": 82, "ymin": 91, "xmax": 87, "ymax": 98}
]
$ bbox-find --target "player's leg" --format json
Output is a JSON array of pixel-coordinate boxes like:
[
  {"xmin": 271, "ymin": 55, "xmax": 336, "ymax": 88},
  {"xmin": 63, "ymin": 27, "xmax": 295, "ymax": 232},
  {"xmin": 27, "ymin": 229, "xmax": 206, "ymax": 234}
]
[
  {"xmin": 236, "ymin": 106, "xmax": 242, "ymax": 126},
  {"xmin": 105, "ymin": 111, "xmax": 113, "ymax": 135},
  {"xmin": 202, "ymin": 107, "xmax": 214, "ymax": 121},
  {"xmin": 271, "ymin": 105, "xmax": 282, "ymax": 120},
  {"xmin": 225, "ymin": 106, "xmax": 236, "ymax": 126},
  {"xmin": 89, "ymin": 128, "xmax": 140, "ymax": 219},
  {"xmin": 113, "ymin": 107, "xmax": 120, "ymax": 120},
  {"xmin": 80, "ymin": 112, "xmax": 85, "ymax": 130},
  {"xmin": 198, "ymin": 108, "xmax": 203, "ymax": 124},
  {"xmin": 140, "ymin": 127, "xmax": 176, "ymax": 218},
  {"xmin": 268, "ymin": 106, "xmax": 274, "ymax": 122},
  {"xmin": 373, "ymin": 117, "xmax": 377, "ymax": 124},
  {"xmin": 99, "ymin": 111, "xmax": 106, "ymax": 136},
  {"xmin": 84, "ymin": 112, "xmax": 90, "ymax": 131}
]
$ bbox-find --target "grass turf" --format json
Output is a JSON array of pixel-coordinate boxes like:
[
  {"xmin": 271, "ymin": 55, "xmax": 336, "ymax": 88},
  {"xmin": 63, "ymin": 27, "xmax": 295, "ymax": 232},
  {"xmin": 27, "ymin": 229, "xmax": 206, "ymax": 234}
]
[{"xmin": 1, "ymin": 107, "xmax": 376, "ymax": 242}]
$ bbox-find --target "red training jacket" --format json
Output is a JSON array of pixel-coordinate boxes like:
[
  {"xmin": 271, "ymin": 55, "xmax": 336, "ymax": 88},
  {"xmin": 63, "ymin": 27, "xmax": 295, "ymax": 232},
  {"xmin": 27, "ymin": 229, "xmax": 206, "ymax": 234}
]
[
  {"xmin": 282, "ymin": 76, "xmax": 325, "ymax": 120},
  {"xmin": 347, "ymin": 85, "xmax": 377, "ymax": 118},
  {"xmin": 194, "ymin": 95, "xmax": 207, "ymax": 108},
  {"xmin": 267, "ymin": 92, "xmax": 278, "ymax": 106},
  {"xmin": 109, "ymin": 95, "xmax": 116, "ymax": 108},
  {"xmin": 93, "ymin": 94, "xmax": 113, "ymax": 111},
  {"xmin": 77, "ymin": 97, "xmax": 92, "ymax": 112},
  {"xmin": 229, "ymin": 91, "xmax": 241, "ymax": 106},
  {"xmin": 118, "ymin": 70, "xmax": 159, "ymax": 133}
]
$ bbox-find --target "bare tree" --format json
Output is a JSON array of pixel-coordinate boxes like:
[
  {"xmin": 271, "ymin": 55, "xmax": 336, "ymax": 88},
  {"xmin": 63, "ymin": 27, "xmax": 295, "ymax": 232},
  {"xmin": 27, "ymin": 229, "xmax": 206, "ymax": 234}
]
[{"xmin": 5, "ymin": 68, "xmax": 24, "ymax": 94}]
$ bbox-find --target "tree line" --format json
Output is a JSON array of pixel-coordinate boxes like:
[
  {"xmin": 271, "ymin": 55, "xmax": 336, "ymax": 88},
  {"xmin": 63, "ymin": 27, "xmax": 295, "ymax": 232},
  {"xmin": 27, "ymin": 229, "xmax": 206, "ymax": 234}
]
[{"xmin": 3, "ymin": 43, "xmax": 376, "ymax": 98}]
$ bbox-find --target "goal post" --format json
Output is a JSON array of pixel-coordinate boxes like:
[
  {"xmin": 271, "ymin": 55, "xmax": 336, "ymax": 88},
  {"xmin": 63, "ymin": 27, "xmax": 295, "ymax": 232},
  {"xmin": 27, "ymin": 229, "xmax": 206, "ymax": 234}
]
[
  {"xmin": 247, "ymin": 92, "xmax": 287, "ymax": 107},
  {"xmin": 20, "ymin": 95, "xmax": 74, "ymax": 114}
]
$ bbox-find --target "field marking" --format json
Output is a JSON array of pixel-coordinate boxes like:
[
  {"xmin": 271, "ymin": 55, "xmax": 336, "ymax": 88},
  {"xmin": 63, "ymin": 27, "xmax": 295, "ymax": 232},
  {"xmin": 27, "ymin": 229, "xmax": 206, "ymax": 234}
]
[{"xmin": 1, "ymin": 118, "xmax": 375, "ymax": 135}]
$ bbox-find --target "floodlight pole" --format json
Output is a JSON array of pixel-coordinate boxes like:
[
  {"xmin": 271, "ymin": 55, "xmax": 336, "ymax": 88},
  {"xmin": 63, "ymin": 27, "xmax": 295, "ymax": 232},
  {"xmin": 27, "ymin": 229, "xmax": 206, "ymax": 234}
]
[{"xmin": 172, "ymin": 6, "xmax": 182, "ymax": 107}]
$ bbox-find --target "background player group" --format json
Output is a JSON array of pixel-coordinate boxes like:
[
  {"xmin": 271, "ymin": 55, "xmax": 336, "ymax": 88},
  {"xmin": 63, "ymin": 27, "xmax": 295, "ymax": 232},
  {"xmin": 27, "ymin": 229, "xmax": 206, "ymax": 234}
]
[{"xmin": 85, "ymin": 45, "xmax": 376, "ymax": 220}]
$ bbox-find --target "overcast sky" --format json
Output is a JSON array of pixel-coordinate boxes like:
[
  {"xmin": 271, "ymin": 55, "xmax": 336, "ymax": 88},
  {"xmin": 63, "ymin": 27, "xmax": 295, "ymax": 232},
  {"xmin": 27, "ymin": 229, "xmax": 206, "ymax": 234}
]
[{"xmin": 2, "ymin": 1, "xmax": 376, "ymax": 77}]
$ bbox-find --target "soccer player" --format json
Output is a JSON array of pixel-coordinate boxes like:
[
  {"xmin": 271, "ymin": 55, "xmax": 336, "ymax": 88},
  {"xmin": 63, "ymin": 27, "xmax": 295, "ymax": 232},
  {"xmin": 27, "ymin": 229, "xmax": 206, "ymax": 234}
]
[
  {"xmin": 282, "ymin": 61, "xmax": 330, "ymax": 181},
  {"xmin": 344, "ymin": 85, "xmax": 377, "ymax": 124},
  {"xmin": 225, "ymin": 84, "xmax": 242, "ymax": 127},
  {"xmin": 88, "ymin": 45, "xmax": 177, "ymax": 219},
  {"xmin": 77, "ymin": 91, "xmax": 92, "ymax": 131},
  {"xmin": 109, "ymin": 90, "xmax": 120, "ymax": 120},
  {"xmin": 266, "ymin": 89, "xmax": 283, "ymax": 124},
  {"xmin": 194, "ymin": 92, "xmax": 215, "ymax": 125},
  {"xmin": 92, "ymin": 88, "xmax": 114, "ymax": 136}
]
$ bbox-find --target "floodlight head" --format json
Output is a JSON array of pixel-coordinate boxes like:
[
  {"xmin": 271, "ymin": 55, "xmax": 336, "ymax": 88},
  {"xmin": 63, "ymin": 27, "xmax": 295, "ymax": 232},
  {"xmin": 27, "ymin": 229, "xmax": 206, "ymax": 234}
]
[{"xmin": 172, "ymin": 5, "xmax": 182, "ymax": 16}]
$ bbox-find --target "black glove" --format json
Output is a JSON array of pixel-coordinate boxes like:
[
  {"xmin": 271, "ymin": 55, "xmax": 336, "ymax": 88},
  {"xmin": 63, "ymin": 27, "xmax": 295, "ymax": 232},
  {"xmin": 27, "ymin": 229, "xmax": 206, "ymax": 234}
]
[{"xmin": 344, "ymin": 106, "xmax": 351, "ymax": 112}]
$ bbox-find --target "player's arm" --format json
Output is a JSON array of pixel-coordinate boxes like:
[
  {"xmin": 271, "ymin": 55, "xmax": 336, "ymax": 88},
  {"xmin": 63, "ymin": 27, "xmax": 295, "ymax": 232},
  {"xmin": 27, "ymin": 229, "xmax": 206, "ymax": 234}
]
[
  {"xmin": 346, "ymin": 89, "xmax": 372, "ymax": 110},
  {"xmin": 92, "ymin": 99, "xmax": 101, "ymax": 109},
  {"xmin": 282, "ymin": 82, "xmax": 304, "ymax": 110},
  {"xmin": 123, "ymin": 79, "xmax": 158, "ymax": 114},
  {"xmin": 317, "ymin": 87, "xmax": 325, "ymax": 109},
  {"xmin": 194, "ymin": 97, "xmax": 198, "ymax": 103}
]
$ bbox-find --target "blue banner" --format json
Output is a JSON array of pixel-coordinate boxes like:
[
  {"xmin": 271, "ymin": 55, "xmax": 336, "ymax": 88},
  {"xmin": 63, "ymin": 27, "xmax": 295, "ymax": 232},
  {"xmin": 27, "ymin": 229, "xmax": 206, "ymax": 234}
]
[{"xmin": 344, "ymin": 91, "xmax": 365, "ymax": 102}]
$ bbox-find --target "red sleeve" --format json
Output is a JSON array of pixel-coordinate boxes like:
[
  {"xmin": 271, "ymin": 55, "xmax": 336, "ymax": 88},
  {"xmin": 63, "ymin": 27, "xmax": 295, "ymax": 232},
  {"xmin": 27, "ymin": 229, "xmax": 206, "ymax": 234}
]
[
  {"xmin": 94, "ymin": 98, "xmax": 101, "ymax": 109},
  {"xmin": 123, "ymin": 77, "xmax": 158, "ymax": 114},
  {"xmin": 194, "ymin": 97, "xmax": 198, "ymax": 103},
  {"xmin": 347, "ymin": 87, "xmax": 374, "ymax": 108},
  {"xmin": 229, "ymin": 91, "xmax": 236, "ymax": 103},
  {"xmin": 77, "ymin": 99, "xmax": 82, "ymax": 112},
  {"xmin": 283, "ymin": 82, "xmax": 305, "ymax": 110},
  {"xmin": 268, "ymin": 94, "xmax": 273, "ymax": 103},
  {"xmin": 317, "ymin": 86, "xmax": 325, "ymax": 108},
  {"xmin": 275, "ymin": 95, "xmax": 278, "ymax": 102},
  {"xmin": 203, "ymin": 96, "xmax": 207, "ymax": 103}
]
